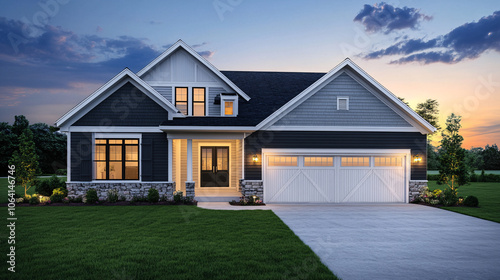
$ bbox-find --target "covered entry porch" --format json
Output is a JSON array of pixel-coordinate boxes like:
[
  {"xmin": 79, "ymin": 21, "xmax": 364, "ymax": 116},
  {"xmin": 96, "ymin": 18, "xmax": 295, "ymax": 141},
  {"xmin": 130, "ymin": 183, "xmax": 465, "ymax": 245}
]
[{"xmin": 166, "ymin": 132, "xmax": 246, "ymax": 201}]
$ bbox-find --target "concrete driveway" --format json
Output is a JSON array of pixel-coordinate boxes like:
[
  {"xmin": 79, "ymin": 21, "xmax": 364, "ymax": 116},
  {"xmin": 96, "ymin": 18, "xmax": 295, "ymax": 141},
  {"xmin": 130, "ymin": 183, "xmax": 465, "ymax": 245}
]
[{"xmin": 269, "ymin": 204, "xmax": 500, "ymax": 280}]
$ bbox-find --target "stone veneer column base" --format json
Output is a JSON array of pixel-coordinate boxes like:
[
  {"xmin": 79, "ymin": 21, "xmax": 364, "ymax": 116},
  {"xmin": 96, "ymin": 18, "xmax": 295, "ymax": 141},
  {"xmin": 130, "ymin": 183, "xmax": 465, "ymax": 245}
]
[
  {"xmin": 185, "ymin": 181, "xmax": 195, "ymax": 198},
  {"xmin": 67, "ymin": 182, "xmax": 175, "ymax": 201},
  {"xmin": 239, "ymin": 180, "xmax": 264, "ymax": 200},
  {"xmin": 409, "ymin": 180, "xmax": 428, "ymax": 202}
]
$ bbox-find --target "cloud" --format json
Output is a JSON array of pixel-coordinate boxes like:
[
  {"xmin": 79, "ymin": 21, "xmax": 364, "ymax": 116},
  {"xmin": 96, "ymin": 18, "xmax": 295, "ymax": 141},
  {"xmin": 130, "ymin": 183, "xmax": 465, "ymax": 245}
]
[
  {"xmin": 463, "ymin": 123, "xmax": 500, "ymax": 136},
  {"xmin": 363, "ymin": 11, "xmax": 500, "ymax": 64},
  {"xmin": 354, "ymin": 2, "xmax": 432, "ymax": 33}
]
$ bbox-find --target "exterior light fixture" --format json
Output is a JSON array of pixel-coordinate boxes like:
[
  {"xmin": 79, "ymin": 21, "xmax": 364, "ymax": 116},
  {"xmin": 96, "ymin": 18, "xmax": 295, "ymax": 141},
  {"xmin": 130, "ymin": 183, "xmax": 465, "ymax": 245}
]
[
  {"xmin": 413, "ymin": 155, "xmax": 422, "ymax": 163},
  {"xmin": 252, "ymin": 155, "xmax": 258, "ymax": 162}
]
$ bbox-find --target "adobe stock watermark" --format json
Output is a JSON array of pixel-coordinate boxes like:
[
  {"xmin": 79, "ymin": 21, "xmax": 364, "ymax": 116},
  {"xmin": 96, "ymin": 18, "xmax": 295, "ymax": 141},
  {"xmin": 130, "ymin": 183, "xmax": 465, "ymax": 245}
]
[
  {"xmin": 6, "ymin": 165, "xmax": 17, "ymax": 273},
  {"xmin": 213, "ymin": 0, "xmax": 244, "ymax": 21},
  {"xmin": 7, "ymin": 0, "xmax": 71, "ymax": 54},
  {"xmin": 453, "ymin": 74, "xmax": 499, "ymax": 119}
]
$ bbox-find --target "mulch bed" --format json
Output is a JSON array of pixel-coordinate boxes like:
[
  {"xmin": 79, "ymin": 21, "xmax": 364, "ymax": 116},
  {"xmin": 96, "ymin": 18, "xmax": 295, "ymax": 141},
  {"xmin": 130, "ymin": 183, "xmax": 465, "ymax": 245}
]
[{"xmin": 229, "ymin": 201, "xmax": 266, "ymax": 206}]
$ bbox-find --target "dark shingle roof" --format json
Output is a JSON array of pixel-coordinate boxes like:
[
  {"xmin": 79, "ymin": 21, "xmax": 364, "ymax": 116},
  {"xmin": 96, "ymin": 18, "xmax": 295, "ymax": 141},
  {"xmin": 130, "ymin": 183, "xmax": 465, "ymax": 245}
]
[{"xmin": 161, "ymin": 71, "xmax": 325, "ymax": 126}]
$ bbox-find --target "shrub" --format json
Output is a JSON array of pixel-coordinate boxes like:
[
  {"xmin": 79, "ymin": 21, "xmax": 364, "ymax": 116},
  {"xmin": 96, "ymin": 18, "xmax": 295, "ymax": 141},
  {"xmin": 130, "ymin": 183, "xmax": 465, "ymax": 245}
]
[
  {"xmin": 29, "ymin": 196, "xmax": 40, "ymax": 205},
  {"xmin": 85, "ymin": 189, "xmax": 99, "ymax": 204},
  {"xmin": 131, "ymin": 195, "xmax": 147, "ymax": 203},
  {"xmin": 107, "ymin": 189, "xmax": 119, "ymax": 203},
  {"xmin": 35, "ymin": 175, "xmax": 66, "ymax": 196},
  {"xmin": 173, "ymin": 191, "xmax": 183, "ymax": 203},
  {"xmin": 470, "ymin": 173, "xmax": 477, "ymax": 182},
  {"xmin": 441, "ymin": 188, "xmax": 458, "ymax": 207},
  {"xmin": 69, "ymin": 196, "xmax": 83, "ymax": 203},
  {"xmin": 119, "ymin": 195, "xmax": 127, "ymax": 202},
  {"xmin": 50, "ymin": 194, "xmax": 65, "ymax": 203},
  {"xmin": 55, "ymin": 169, "xmax": 67, "ymax": 175},
  {"xmin": 427, "ymin": 174, "xmax": 440, "ymax": 181},
  {"xmin": 52, "ymin": 187, "xmax": 68, "ymax": 197},
  {"xmin": 464, "ymin": 196, "xmax": 479, "ymax": 207},
  {"xmin": 148, "ymin": 188, "xmax": 160, "ymax": 203}
]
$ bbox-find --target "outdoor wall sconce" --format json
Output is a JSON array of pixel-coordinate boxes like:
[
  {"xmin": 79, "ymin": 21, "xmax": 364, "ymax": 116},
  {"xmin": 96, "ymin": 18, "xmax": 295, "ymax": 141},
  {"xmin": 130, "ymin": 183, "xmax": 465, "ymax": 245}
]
[
  {"xmin": 413, "ymin": 155, "xmax": 422, "ymax": 163},
  {"xmin": 252, "ymin": 155, "xmax": 259, "ymax": 162}
]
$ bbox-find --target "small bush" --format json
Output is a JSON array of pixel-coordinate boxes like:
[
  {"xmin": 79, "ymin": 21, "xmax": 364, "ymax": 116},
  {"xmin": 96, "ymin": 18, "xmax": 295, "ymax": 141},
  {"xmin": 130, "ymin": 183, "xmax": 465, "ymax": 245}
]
[
  {"xmin": 441, "ymin": 188, "xmax": 458, "ymax": 207},
  {"xmin": 69, "ymin": 196, "xmax": 83, "ymax": 203},
  {"xmin": 85, "ymin": 189, "xmax": 99, "ymax": 204},
  {"xmin": 35, "ymin": 175, "xmax": 66, "ymax": 196},
  {"xmin": 148, "ymin": 188, "xmax": 160, "ymax": 203},
  {"xmin": 29, "ymin": 196, "xmax": 40, "ymax": 205},
  {"xmin": 50, "ymin": 194, "xmax": 65, "ymax": 203},
  {"xmin": 52, "ymin": 187, "xmax": 68, "ymax": 197},
  {"xmin": 131, "ymin": 195, "xmax": 147, "ymax": 203},
  {"xmin": 119, "ymin": 195, "xmax": 127, "ymax": 202},
  {"xmin": 107, "ymin": 189, "xmax": 119, "ymax": 203},
  {"xmin": 427, "ymin": 174, "xmax": 440, "ymax": 181},
  {"xmin": 464, "ymin": 195, "xmax": 479, "ymax": 207},
  {"xmin": 173, "ymin": 191, "xmax": 183, "ymax": 203}
]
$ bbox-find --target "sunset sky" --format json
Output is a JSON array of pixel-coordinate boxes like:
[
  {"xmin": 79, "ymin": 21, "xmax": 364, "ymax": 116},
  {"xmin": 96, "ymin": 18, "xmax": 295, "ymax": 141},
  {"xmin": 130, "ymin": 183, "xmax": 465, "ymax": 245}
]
[{"xmin": 0, "ymin": 0, "xmax": 498, "ymax": 148}]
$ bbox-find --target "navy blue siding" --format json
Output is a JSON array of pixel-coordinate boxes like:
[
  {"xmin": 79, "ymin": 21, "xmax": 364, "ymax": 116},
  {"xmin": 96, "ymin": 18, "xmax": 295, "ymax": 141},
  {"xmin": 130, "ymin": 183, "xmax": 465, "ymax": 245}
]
[
  {"xmin": 244, "ymin": 131, "xmax": 427, "ymax": 180},
  {"xmin": 70, "ymin": 132, "xmax": 92, "ymax": 181},
  {"xmin": 141, "ymin": 133, "xmax": 168, "ymax": 181},
  {"xmin": 74, "ymin": 82, "xmax": 169, "ymax": 126}
]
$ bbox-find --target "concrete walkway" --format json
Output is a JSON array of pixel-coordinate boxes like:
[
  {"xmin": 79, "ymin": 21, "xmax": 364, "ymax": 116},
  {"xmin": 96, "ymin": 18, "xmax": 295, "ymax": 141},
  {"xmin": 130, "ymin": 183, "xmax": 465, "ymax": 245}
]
[
  {"xmin": 269, "ymin": 204, "xmax": 500, "ymax": 280},
  {"xmin": 197, "ymin": 202, "xmax": 271, "ymax": 210}
]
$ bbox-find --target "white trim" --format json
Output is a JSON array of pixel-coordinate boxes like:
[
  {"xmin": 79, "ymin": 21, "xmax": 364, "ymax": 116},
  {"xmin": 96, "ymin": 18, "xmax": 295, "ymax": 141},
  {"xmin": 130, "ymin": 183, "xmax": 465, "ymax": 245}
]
[
  {"xmin": 168, "ymin": 138, "xmax": 173, "ymax": 182},
  {"xmin": 262, "ymin": 148, "xmax": 411, "ymax": 156},
  {"xmin": 166, "ymin": 132, "xmax": 246, "ymax": 140},
  {"xmin": 267, "ymin": 126, "xmax": 420, "ymax": 132},
  {"xmin": 55, "ymin": 68, "xmax": 183, "ymax": 128},
  {"xmin": 256, "ymin": 59, "xmax": 436, "ymax": 134},
  {"xmin": 66, "ymin": 129, "xmax": 71, "ymax": 182},
  {"xmin": 241, "ymin": 137, "xmax": 245, "ymax": 179},
  {"xmin": 160, "ymin": 126, "xmax": 255, "ymax": 132},
  {"xmin": 62, "ymin": 126, "xmax": 163, "ymax": 133},
  {"xmin": 94, "ymin": 133, "xmax": 142, "ymax": 139},
  {"xmin": 137, "ymin": 40, "xmax": 251, "ymax": 101},
  {"xmin": 197, "ymin": 141, "xmax": 235, "ymax": 189},
  {"xmin": 337, "ymin": 97, "xmax": 349, "ymax": 110}
]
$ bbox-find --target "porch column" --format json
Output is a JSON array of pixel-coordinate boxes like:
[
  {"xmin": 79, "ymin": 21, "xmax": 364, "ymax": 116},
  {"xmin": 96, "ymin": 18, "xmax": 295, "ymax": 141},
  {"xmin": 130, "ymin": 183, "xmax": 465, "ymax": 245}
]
[
  {"xmin": 186, "ymin": 138, "xmax": 193, "ymax": 181},
  {"xmin": 167, "ymin": 137, "xmax": 173, "ymax": 182}
]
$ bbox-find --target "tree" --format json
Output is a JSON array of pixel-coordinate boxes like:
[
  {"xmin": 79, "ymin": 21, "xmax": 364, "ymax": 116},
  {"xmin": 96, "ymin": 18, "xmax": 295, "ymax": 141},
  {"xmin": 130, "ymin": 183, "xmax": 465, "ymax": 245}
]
[
  {"xmin": 427, "ymin": 142, "xmax": 440, "ymax": 170},
  {"xmin": 397, "ymin": 97, "xmax": 410, "ymax": 107},
  {"xmin": 416, "ymin": 99, "xmax": 441, "ymax": 131},
  {"xmin": 438, "ymin": 113, "xmax": 469, "ymax": 191},
  {"xmin": 482, "ymin": 144, "xmax": 500, "ymax": 170},
  {"xmin": 30, "ymin": 123, "xmax": 67, "ymax": 174},
  {"xmin": 9, "ymin": 128, "xmax": 40, "ymax": 196},
  {"xmin": 0, "ymin": 122, "xmax": 17, "ymax": 176}
]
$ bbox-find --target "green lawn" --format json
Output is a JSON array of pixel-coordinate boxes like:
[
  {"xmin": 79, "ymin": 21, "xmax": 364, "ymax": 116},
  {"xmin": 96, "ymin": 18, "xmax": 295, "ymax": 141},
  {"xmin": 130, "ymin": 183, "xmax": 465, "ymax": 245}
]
[
  {"xmin": 427, "ymin": 170, "xmax": 500, "ymax": 175},
  {"xmin": 427, "ymin": 181, "xmax": 500, "ymax": 223},
  {"xmin": 0, "ymin": 177, "xmax": 67, "ymax": 204},
  {"xmin": 0, "ymin": 206, "xmax": 337, "ymax": 280}
]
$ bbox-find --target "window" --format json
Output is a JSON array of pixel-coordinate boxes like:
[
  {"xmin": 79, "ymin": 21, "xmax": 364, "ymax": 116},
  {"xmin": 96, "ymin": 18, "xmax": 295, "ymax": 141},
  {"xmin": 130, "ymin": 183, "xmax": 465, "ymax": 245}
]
[
  {"xmin": 337, "ymin": 97, "xmax": 349, "ymax": 110},
  {"xmin": 304, "ymin": 157, "xmax": 334, "ymax": 167},
  {"xmin": 374, "ymin": 157, "xmax": 402, "ymax": 167},
  {"xmin": 94, "ymin": 139, "xmax": 139, "ymax": 180},
  {"xmin": 341, "ymin": 157, "xmax": 369, "ymax": 167},
  {"xmin": 175, "ymin": 87, "xmax": 188, "ymax": 115},
  {"xmin": 225, "ymin": 101, "xmax": 233, "ymax": 115},
  {"xmin": 268, "ymin": 156, "xmax": 297, "ymax": 166},
  {"xmin": 192, "ymin": 88, "xmax": 205, "ymax": 116}
]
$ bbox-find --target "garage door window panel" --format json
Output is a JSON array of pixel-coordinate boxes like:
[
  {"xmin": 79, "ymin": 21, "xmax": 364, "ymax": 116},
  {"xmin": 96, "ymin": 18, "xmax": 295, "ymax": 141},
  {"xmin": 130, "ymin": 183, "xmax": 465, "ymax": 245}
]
[
  {"xmin": 304, "ymin": 157, "xmax": 334, "ymax": 167},
  {"xmin": 374, "ymin": 157, "xmax": 402, "ymax": 167},
  {"xmin": 341, "ymin": 157, "xmax": 370, "ymax": 167},
  {"xmin": 268, "ymin": 156, "xmax": 298, "ymax": 167}
]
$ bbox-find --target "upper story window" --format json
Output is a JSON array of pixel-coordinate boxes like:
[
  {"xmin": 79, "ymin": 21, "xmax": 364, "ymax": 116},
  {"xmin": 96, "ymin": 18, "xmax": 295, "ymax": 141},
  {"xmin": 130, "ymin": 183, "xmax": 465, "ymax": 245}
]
[
  {"xmin": 220, "ymin": 94, "xmax": 238, "ymax": 116},
  {"xmin": 175, "ymin": 87, "xmax": 188, "ymax": 115},
  {"xmin": 193, "ymin": 88, "xmax": 205, "ymax": 116},
  {"xmin": 337, "ymin": 97, "xmax": 349, "ymax": 110},
  {"xmin": 95, "ymin": 139, "xmax": 139, "ymax": 180}
]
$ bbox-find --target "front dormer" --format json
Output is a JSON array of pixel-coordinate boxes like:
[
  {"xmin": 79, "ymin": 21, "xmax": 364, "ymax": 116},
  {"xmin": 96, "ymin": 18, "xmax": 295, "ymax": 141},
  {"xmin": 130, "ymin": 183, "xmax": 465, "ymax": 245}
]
[{"xmin": 137, "ymin": 40, "xmax": 248, "ymax": 117}]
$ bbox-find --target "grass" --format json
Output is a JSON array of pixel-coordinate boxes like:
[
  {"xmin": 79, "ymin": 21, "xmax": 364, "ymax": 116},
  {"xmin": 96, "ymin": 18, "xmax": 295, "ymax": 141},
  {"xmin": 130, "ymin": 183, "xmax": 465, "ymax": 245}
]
[
  {"xmin": 0, "ymin": 177, "xmax": 67, "ymax": 204},
  {"xmin": 0, "ymin": 206, "xmax": 337, "ymax": 280},
  {"xmin": 427, "ymin": 170, "xmax": 500, "ymax": 175},
  {"xmin": 427, "ymin": 181, "xmax": 500, "ymax": 223}
]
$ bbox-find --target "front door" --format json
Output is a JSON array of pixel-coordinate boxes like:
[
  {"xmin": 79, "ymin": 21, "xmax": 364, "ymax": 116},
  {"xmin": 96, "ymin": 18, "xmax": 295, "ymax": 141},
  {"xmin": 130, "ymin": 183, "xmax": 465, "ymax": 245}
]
[{"xmin": 200, "ymin": 146, "xmax": 229, "ymax": 187}]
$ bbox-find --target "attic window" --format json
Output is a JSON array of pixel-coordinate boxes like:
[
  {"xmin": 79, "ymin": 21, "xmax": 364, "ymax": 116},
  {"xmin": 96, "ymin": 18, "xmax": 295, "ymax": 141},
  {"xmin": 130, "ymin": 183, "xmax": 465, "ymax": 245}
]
[
  {"xmin": 220, "ymin": 94, "xmax": 238, "ymax": 117},
  {"xmin": 337, "ymin": 97, "xmax": 349, "ymax": 110}
]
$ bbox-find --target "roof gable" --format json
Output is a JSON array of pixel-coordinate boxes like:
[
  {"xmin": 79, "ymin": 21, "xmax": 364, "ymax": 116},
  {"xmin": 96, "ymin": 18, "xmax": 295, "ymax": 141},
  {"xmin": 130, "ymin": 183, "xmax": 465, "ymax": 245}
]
[
  {"xmin": 137, "ymin": 40, "xmax": 251, "ymax": 101},
  {"xmin": 256, "ymin": 59, "xmax": 437, "ymax": 134},
  {"xmin": 55, "ymin": 69, "xmax": 182, "ymax": 130}
]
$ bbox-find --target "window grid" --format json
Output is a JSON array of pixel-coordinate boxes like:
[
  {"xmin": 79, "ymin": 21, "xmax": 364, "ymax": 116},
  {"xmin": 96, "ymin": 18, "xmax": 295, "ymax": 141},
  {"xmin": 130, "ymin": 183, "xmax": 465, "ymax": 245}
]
[
  {"xmin": 304, "ymin": 157, "xmax": 334, "ymax": 167},
  {"xmin": 175, "ymin": 87, "xmax": 188, "ymax": 115},
  {"xmin": 268, "ymin": 156, "xmax": 298, "ymax": 167},
  {"xmin": 192, "ymin": 87, "xmax": 205, "ymax": 116},
  {"xmin": 341, "ymin": 157, "xmax": 369, "ymax": 167},
  {"xmin": 225, "ymin": 101, "xmax": 234, "ymax": 115},
  {"xmin": 94, "ymin": 139, "xmax": 139, "ymax": 180},
  {"xmin": 374, "ymin": 157, "xmax": 402, "ymax": 167}
]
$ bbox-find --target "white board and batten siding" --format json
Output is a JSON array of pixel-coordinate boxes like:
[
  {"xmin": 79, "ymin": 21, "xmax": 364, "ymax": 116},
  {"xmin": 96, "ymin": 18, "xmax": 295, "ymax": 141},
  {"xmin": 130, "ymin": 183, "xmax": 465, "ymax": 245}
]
[
  {"xmin": 141, "ymin": 48, "xmax": 233, "ymax": 116},
  {"xmin": 262, "ymin": 149, "xmax": 410, "ymax": 204}
]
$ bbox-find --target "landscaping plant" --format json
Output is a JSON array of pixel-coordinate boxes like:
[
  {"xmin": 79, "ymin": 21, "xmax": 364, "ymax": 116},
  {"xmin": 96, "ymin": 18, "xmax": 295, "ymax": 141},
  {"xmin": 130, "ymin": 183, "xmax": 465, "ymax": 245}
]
[
  {"xmin": 147, "ymin": 188, "xmax": 160, "ymax": 203},
  {"xmin": 85, "ymin": 189, "xmax": 99, "ymax": 204}
]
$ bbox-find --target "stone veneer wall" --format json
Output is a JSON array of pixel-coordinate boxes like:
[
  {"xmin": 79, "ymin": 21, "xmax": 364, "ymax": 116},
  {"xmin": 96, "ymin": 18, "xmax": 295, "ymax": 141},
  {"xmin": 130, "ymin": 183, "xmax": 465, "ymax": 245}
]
[
  {"xmin": 239, "ymin": 180, "xmax": 263, "ymax": 199},
  {"xmin": 409, "ymin": 180, "xmax": 428, "ymax": 202},
  {"xmin": 185, "ymin": 182, "xmax": 195, "ymax": 198},
  {"xmin": 67, "ymin": 182, "xmax": 175, "ymax": 201}
]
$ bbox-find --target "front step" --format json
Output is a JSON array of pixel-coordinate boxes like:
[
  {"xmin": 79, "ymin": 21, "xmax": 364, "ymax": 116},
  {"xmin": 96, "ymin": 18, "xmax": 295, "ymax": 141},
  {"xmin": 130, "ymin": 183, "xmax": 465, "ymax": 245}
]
[{"xmin": 195, "ymin": 196, "xmax": 240, "ymax": 202}]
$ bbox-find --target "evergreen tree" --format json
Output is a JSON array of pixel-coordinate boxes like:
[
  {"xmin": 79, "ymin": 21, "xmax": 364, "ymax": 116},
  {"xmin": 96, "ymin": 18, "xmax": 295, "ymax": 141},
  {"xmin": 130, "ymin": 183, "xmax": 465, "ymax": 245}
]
[
  {"xmin": 438, "ymin": 113, "xmax": 469, "ymax": 190},
  {"xmin": 9, "ymin": 128, "xmax": 39, "ymax": 196},
  {"xmin": 416, "ymin": 99, "xmax": 441, "ymax": 132}
]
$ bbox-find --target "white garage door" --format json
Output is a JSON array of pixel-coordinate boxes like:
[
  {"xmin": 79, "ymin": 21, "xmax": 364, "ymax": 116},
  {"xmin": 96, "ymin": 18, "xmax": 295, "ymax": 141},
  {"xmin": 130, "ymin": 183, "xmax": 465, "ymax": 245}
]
[{"xmin": 263, "ymin": 149, "xmax": 409, "ymax": 203}]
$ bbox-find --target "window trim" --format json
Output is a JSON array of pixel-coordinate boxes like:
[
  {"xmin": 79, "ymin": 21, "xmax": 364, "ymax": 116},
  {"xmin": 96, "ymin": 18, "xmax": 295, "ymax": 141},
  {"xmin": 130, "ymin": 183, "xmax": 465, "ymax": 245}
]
[
  {"xmin": 220, "ymin": 95, "xmax": 238, "ymax": 116},
  {"xmin": 192, "ymin": 87, "xmax": 206, "ymax": 116},
  {"xmin": 175, "ymin": 87, "xmax": 188, "ymax": 115},
  {"xmin": 337, "ymin": 97, "xmax": 349, "ymax": 110},
  {"xmin": 93, "ymin": 137, "xmax": 140, "ymax": 181}
]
